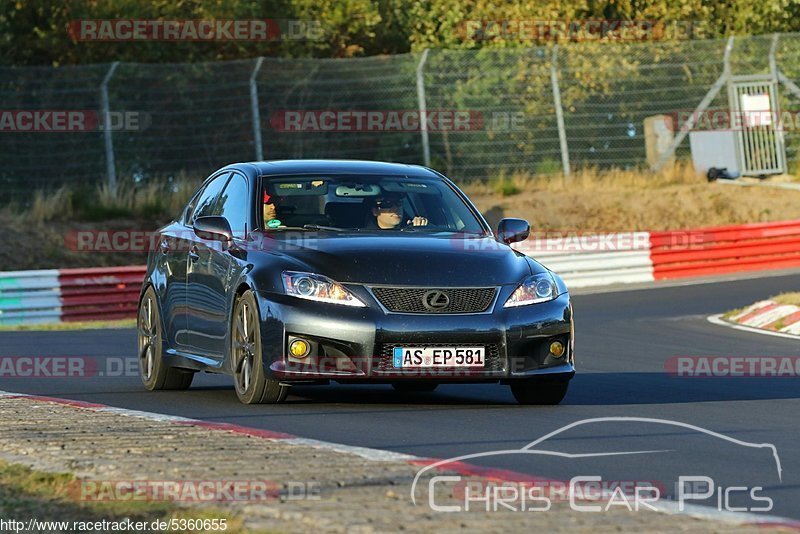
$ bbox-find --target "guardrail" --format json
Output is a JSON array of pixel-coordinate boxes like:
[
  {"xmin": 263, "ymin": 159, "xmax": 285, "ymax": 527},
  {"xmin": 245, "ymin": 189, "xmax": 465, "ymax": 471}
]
[
  {"xmin": 1, "ymin": 219, "xmax": 799, "ymax": 325},
  {"xmin": 514, "ymin": 232, "xmax": 654, "ymax": 288},
  {"xmin": 0, "ymin": 266, "xmax": 146, "ymax": 326},
  {"xmin": 650, "ymin": 220, "xmax": 800, "ymax": 280},
  {"xmin": 513, "ymin": 219, "xmax": 800, "ymax": 288}
]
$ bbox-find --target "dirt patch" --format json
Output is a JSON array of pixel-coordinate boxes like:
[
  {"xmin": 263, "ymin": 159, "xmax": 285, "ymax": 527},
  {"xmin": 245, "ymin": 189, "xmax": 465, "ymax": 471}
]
[
  {"xmin": 465, "ymin": 182, "xmax": 800, "ymax": 233},
  {"xmin": 0, "ymin": 213, "xmax": 154, "ymax": 271}
]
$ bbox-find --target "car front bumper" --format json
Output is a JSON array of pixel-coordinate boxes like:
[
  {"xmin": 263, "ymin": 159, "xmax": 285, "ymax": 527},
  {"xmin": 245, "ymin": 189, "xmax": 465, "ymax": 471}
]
[{"xmin": 255, "ymin": 290, "xmax": 574, "ymax": 383}]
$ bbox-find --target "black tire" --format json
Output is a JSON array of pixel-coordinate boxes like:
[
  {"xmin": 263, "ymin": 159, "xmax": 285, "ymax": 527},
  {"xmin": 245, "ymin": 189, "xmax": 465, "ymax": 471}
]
[
  {"xmin": 392, "ymin": 382, "xmax": 438, "ymax": 393},
  {"xmin": 137, "ymin": 286, "xmax": 194, "ymax": 391},
  {"xmin": 510, "ymin": 380, "xmax": 569, "ymax": 405},
  {"xmin": 231, "ymin": 290, "xmax": 288, "ymax": 404}
]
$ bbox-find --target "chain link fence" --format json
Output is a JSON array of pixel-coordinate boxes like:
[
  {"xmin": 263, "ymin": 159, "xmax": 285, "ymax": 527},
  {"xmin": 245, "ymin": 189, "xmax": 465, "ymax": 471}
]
[{"xmin": 1, "ymin": 33, "xmax": 799, "ymax": 202}]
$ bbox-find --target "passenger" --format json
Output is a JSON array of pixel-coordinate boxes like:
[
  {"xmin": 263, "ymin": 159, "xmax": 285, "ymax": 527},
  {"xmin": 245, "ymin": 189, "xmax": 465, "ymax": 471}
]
[{"xmin": 263, "ymin": 192, "xmax": 282, "ymax": 228}]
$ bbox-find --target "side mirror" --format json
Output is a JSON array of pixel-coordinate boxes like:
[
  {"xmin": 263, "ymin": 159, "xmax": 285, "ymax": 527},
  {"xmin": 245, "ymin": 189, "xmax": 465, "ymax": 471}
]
[
  {"xmin": 497, "ymin": 218, "xmax": 530, "ymax": 245},
  {"xmin": 193, "ymin": 216, "xmax": 233, "ymax": 244}
]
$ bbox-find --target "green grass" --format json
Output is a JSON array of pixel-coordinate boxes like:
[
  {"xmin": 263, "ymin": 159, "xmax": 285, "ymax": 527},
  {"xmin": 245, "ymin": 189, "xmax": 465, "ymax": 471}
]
[
  {"xmin": 722, "ymin": 306, "xmax": 747, "ymax": 320},
  {"xmin": 0, "ymin": 460, "xmax": 249, "ymax": 533},
  {"xmin": 6, "ymin": 175, "xmax": 199, "ymax": 224},
  {"xmin": 770, "ymin": 292, "xmax": 800, "ymax": 306},
  {"xmin": 0, "ymin": 319, "xmax": 136, "ymax": 332},
  {"xmin": 490, "ymin": 174, "xmax": 522, "ymax": 196}
]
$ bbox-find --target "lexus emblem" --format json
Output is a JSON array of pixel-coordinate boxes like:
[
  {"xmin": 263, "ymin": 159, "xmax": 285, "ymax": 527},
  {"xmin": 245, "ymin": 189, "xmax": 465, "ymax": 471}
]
[{"xmin": 422, "ymin": 290, "xmax": 450, "ymax": 311}]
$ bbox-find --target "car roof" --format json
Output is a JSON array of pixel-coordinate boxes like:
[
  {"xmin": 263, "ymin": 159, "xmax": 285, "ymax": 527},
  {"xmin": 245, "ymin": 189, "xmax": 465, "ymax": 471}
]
[{"xmin": 240, "ymin": 159, "xmax": 442, "ymax": 179}]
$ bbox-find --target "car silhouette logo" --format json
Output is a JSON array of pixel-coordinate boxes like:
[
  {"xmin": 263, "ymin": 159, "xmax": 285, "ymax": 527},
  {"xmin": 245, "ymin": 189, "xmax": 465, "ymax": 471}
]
[{"xmin": 423, "ymin": 290, "xmax": 450, "ymax": 311}]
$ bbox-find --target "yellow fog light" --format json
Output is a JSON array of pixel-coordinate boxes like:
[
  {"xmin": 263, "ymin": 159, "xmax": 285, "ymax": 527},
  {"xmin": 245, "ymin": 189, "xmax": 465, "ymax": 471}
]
[
  {"xmin": 549, "ymin": 341, "xmax": 565, "ymax": 358},
  {"xmin": 289, "ymin": 339, "xmax": 310, "ymax": 358}
]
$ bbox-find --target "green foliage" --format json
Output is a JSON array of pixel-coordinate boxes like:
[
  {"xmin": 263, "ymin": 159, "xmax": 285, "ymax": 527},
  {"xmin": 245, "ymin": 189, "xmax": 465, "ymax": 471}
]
[
  {"xmin": 0, "ymin": 0, "xmax": 393, "ymax": 65},
  {"xmin": 3, "ymin": 0, "xmax": 800, "ymax": 66},
  {"xmin": 490, "ymin": 173, "xmax": 521, "ymax": 196}
]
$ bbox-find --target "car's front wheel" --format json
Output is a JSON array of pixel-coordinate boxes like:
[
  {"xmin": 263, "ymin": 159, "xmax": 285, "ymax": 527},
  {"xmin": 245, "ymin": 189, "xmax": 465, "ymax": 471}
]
[
  {"xmin": 138, "ymin": 287, "xmax": 194, "ymax": 390},
  {"xmin": 510, "ymin": 379, "xmax": 569, "ymax": 405},
  {"xmin": 231, "ymin": 290, "xmax": 288, "ymax": 404}
]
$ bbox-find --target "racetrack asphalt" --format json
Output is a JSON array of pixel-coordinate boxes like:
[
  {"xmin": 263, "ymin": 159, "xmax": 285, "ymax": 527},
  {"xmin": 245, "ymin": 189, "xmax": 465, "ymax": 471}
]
[{"xmin": 1, "ymin": 273, "xmax": 799, "ymax": 520}]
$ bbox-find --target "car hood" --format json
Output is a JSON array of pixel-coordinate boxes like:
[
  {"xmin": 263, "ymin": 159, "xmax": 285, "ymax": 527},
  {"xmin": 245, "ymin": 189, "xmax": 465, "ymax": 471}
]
[{"xmin": 258, "ymin": 232, "xmax": 541, "ymax": 286}]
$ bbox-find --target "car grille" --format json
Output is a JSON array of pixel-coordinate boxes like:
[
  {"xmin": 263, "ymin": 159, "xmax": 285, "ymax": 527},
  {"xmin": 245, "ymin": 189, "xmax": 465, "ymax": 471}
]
[
  {"xmin": 374, "ymin": 343, "xmax": 505, "ymax": 373},
  {"xmin": 370, "ymin": 287, "xmax": 497, "ymax": 314}
]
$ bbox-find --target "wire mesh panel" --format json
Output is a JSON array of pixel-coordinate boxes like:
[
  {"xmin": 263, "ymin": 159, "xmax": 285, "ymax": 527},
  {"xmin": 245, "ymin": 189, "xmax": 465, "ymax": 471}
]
[
  {"xmin": 111, "ymin": 59, "xmax": 257, "ymax": 185},
  {"xmin": 424, "ymin": 47, "xmax": 560, "ymax": 179},
  {"xmin": 257, "ymin": 54, "xmax": 421, "ymax": 163},
  {"xmin": 561, "ymin": 38, "xmax": 733, "ymax": 169},
  {"xmin": 775, "ymin": 34, "xmax": 800, "ymax": 172},
  {"xmin": 0, "ymin": 63, "xmax": 110, "ymax": 201},
  {"xmin": 1, "ymin": 33, "xmax": 800, "ymax": 203}
]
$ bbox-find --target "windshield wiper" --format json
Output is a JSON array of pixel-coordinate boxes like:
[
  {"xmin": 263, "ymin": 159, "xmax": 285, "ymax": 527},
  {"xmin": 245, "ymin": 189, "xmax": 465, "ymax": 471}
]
[
  {"xmin": 264, "ymin": 225, "xmax": 348, "ymax": 232},
  {"xmin": 399, "ymin": 226, "xmax": 443, "ymax": 232},
  {"xmin": 303, "ymin": 224, "xmax": 349, "ymax": 232}
]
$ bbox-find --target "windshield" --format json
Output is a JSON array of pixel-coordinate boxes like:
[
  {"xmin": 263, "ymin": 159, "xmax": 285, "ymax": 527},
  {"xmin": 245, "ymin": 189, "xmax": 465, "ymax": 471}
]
[{"xmin": 259, "ymin": 174, "xmax": 487, "ymax": 234}]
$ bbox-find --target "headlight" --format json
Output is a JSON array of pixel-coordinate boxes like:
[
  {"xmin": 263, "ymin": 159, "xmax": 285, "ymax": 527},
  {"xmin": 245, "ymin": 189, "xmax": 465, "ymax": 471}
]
[
  {"xmin": 282, "ymin": 271, "xmax": 366, "ymax": 307},
  {"xmin": 504, "ymin": 273, "xmax": 558, "ymax": 307}
]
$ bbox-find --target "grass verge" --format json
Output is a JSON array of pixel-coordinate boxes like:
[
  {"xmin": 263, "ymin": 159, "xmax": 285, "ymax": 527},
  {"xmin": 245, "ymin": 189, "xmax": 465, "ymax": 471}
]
[
  {"xmin": 0, "ymin": 460, "xmax": 247, "ymax": 533},
  {"xmin": 722, "ymin": 292, "xmax": 800, "ymax": 321},
  {"xmin": 770, "ymin": 292, "xmax": 800, "ymax": 306},
  {"xmin": 0, "ymin": 319, "xmax": 136, "ymax": 332},
  {"xmin": 465, "ymin": 162, "xmax": 800, "ymax": 232}
]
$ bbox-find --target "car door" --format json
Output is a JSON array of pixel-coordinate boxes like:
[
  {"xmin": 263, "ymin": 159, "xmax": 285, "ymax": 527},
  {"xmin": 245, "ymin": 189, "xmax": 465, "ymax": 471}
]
[
  {"xmin": 185, "ymin": 171, "xmax": 250, "ymax": 360},
  {"xmin": 158, "ymin": 174, "xmax": 226, "ymax": 349}
]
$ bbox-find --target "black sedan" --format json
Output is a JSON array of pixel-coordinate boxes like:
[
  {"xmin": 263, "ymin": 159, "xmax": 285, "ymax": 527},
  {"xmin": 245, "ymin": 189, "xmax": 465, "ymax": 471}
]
[{"xmin": 137, "ymin": 160, "xmax": 574, "ymax": 404}]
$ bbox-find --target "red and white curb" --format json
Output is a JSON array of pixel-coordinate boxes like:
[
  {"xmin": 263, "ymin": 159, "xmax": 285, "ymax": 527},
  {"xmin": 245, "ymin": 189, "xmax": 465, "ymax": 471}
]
[
  {"xmin": 0, "ymin": 389, "xmax": 797, "ymax": 530},
  {"xmin": 709, "ymin": 300, "xmax": 800, "ymax": 340}
]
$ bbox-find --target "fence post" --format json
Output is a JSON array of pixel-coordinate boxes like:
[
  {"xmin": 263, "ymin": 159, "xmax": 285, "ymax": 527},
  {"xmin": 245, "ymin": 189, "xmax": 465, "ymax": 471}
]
[
  {"xmin": 416, "ymin": 49, "xmax": 431, "ymax": 167},
  {"xmin": 250, "ymin": 57, "xmax": 265, "ymax": 161},
  {"xmin": 653, "ymin": 36, "xmax": 735, "ymax": 172},
  {"xmin": 769, "ymin": 33, "xmax": 779, "ymax": 79},
  {"xmin": 550, "ymin": 45, "xmax": 570, "ymax": 177},
  {"xmin": 100, "ymin": 61, "xmax": 120, "ymax": 195}
]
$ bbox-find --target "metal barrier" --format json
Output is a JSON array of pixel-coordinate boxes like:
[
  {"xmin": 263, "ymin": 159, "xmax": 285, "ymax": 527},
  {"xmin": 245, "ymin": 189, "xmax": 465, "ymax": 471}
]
[
  {"xmin": 651, "ymin": 219, "xmax": 800, "ymax": 279},
  {"xmin": 513, "ymin": 219, "xmax": 800, "ymax": 288},
  {"xmin": 513, "ymin": 232, "xmax": 655, "ymax": 288},
  {"xmin": 0, "ymin": 266, "xmax": 146, "ymax": 326}
]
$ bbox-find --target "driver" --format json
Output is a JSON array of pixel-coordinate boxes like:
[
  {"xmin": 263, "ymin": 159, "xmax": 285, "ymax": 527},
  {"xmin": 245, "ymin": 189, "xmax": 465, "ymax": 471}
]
[{"xmin": 369, "ymin": 193, "xmax": 428, "ymax": 229}]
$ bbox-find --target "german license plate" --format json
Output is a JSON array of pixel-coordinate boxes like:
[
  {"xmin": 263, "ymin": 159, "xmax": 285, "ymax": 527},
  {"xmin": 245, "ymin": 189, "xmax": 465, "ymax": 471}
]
[{"xmin": 392, "ymin": 347, "xmax": 485, "ymax": 368}]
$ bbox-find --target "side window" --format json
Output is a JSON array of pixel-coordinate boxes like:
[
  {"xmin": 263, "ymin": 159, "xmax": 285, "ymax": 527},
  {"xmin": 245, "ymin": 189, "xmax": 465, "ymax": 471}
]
[
  {"xmin": 218, "ymin": 173, "xmax": 249, "ymax": 236},
  {"xmin": 191, "ymin": 172, "xmax": 231, "ymax": 222},
  {"xmin": 181, "ymin": 190, "xmax": 202, "ymax": 225}
]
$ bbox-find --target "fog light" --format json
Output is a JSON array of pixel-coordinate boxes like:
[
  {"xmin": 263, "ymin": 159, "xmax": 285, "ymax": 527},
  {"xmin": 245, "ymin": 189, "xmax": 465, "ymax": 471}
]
[
  {"xmin": 549, "ymin": 341, "xmax": 565, "ymax": 358},
  {"xmin": 289, "ymin": 339, "xmax": 310, "ymax": 358}
]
